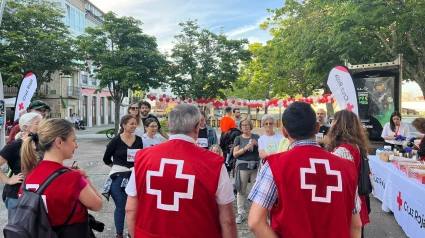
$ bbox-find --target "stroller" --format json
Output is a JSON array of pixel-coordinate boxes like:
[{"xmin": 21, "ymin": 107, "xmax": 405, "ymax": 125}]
[{"xmin": 75, "ymin": 120, "xmax": 86, "ymax": 130}]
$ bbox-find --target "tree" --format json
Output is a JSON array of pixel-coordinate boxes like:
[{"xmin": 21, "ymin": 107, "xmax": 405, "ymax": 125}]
[
  {"xmin": 169, "ymin": 19, "xmax": 251, "ymax": 99},
  {"xmin": 76, "ymin": 12, "xmax": 168, "ymax": 131},
  {"xmin": 0, "ymin": 1, "xmax": 77, "ymax": 90},
  {"xmin": 263, "ymin": 0, "xmax": 425, "ymax": 99},
  {"xmin": 227, "ymin": 43, "xmax": 276, "ymax": 114}
]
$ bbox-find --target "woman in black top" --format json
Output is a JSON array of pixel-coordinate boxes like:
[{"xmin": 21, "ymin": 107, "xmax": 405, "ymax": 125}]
[
  {"xmin": 232, "ymin": 119, "xmax": 260, "ymax": 224},
  {"xmin": 103, "ymin": 115, "xmax": 143, "ymax": 238},
  {"xmin": 0, "ymin": 112, "xmax": 42, "ymax": 219}
]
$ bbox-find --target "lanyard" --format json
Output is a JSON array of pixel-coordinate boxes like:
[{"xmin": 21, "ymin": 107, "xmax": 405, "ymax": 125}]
[{"xmin": 394, "ymin": 126, "xmax": 400, "ymax": 137}]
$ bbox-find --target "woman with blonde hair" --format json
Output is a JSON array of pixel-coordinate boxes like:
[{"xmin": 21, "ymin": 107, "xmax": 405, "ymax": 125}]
[
  {"xmin": 210, "ymin": 144, "xmax": 223, "ymax": 156},
  {"xmin": 0, "ymin": 112, "xmax": 42, "ymax": 218},
  {"xmin": 127, "ymin": 102, "xmax": 142, "ymax": 137},
  {"xmin": 326, "ymin": 110, "xmax": 370, "ymax": 238},
  {"xmin": 20, "ymin": 118, "xmax": 102, "ymax": 237}
]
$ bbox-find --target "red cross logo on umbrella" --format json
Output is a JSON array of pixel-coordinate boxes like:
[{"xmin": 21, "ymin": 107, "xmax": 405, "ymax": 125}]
[{"xmin": 18, "ymin": 102, "xmax": 24, "ymax": 110}]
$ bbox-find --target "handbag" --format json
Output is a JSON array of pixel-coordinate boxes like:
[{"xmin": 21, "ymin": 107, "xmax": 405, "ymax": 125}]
[{"xmin": 358, "ymin": 152, "xmax": 373, "ymax": 196}]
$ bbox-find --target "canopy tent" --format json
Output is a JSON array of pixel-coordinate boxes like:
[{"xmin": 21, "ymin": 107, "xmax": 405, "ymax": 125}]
[{"xmin": 4, "ymin": 97, "xmax": 15, "ymax": 108}]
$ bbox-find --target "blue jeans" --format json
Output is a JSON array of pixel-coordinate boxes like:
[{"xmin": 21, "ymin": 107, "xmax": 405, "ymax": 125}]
[
  {"xmin": 110, "ymin": 175, "xmax": 127, "ymax": 233},
  {"xmin": 5, "ymin": 197, "xmax": 17, "ymax": 219}
]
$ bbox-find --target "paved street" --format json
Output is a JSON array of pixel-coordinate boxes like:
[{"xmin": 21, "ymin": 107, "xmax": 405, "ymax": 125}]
[{"xmin": 0, "ymin": 125, "xmax": 409, "ymax": 237}]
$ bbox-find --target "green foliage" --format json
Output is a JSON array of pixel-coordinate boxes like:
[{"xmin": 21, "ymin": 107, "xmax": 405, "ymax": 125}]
[
  {"xmin": 76, "ymin": 12, "xmax": 169, "ymax": 131},
  {"xmin": 255, "ymin": 0, "xmax": 425, "ymax": 99},
  {"xmin": 169, "ymin": 19, "xmax": 251, "ymax": 99},
  {"xmin": 0, "ymin": 1, "xmax": 76, "ymax": 87}
]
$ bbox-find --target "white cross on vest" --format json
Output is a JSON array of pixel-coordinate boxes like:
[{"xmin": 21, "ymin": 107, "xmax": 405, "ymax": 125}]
[
  {"xmin": 300, "ymin": 158, "xmax": 342, "ymax": 203},
  {"xmin": 146, "ymin": 158, "xmax": 195, "ymax": 211}
]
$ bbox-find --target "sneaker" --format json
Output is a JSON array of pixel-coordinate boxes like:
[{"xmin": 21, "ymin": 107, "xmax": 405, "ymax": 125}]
[
  {"xmin": 116, "ymin": 233, "xmax": 123, "ymax": 238},
  {"xmin": 236, "ymin": 214, "xmax": 245, "ymax": 224}
]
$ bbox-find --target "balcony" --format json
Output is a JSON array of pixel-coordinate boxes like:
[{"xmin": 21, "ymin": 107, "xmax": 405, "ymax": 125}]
[
  {"xmin": 3, "ymin": 86, "xmax": 18, "ymax": 96},
  {"xmin": 67, "ymin": 86, "xmax": 81, "ymax": 98}
]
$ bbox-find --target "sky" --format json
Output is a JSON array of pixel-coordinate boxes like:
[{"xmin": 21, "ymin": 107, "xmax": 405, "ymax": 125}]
[{"xmin": 89, "ymin": 0, "xmax": 284, "ymax": 53}]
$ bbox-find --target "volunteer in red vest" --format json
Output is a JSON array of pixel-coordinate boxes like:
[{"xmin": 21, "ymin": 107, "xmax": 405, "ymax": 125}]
[
  {"xmin": 19, "ymin": 119, "xmax": 103, "ymax": 236},
  {"xmin": 326, "ymin": 110, "xmax": 371, "ymax": 238},
  {"xmin": 248, "ymin": 102, "xmax": 362, "ymax": 238},
  {"xmin": 125, "ymin": 104, "xmax": 237, "ymax": 238}
]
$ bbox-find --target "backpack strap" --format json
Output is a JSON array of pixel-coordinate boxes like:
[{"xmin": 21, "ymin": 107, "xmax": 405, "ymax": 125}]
[
  {"xmin": 35, "ymin": 168, "xmax": 71, "ymax": 195},
  {"xmin": 62, "ymin": 199, "xmax": 78, "ymax": 226}
]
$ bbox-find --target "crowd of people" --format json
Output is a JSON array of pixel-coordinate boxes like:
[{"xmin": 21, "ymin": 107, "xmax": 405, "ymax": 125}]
[{"xmin": 2, "ymin": 98, "xmax": 419, "ymax": 238}]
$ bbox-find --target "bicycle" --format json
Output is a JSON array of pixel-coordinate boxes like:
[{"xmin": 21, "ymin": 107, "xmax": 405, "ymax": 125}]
[{"xmin": 106, "ymin": 128, "xmax": 115, "ymax": 139}]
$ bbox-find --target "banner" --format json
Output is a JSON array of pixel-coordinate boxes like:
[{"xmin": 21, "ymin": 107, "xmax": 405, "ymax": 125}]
[
  {"xmin": 327, "ymin": 66, "xmax": 358, "ymax": 115},
  {"xmin": 14, "ymin": 72, "xmax": 37, "ymax": 120}
]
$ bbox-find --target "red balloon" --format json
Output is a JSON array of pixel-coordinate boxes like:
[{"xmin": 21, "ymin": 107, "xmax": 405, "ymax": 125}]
[
  {"xmin": 159, "ymin": 98, "xmax": 163, "ymax": 102},
  {"xmin": 237, "ymin": 102, "xmax": 241, "ymax": 106},
  {"xmin": 231, "ymin": 99, "xmax": 236, "ymax": 104},
  {"xmin": 165, "ymin": 98, "xmax": 170, "ymax": 102},
  {"xmin": 188, "ymin": 99, "xmax": 192, "ymax": 103}
]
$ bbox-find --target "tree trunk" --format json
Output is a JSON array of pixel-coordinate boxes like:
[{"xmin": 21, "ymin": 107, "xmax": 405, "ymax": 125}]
[
  {"xmin": 326, "ymin": 103, "xmax": 334, "ymax": 118},
  {"xmin": 265, "ymin": 106, "xmax": 268, "ymax": 114},
  {"xmin": 114, "ymin": 96, "xmax": 121, "ymax": 134}
]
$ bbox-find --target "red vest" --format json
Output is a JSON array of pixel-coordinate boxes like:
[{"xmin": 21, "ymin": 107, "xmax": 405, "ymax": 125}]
[
  {"xmin": 133, "ymin": 139, "xmax": 224, "ymax": 238},
  {"xmin": 337, "ymin": 144, "xmax": 370, "ymax": 226},
  {"xmin": 268, "ymin": 145, "xmax": 358, "ymax": 238}
]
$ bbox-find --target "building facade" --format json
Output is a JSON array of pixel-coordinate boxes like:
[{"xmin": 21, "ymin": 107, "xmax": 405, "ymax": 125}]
[{"xmin": 4, "ymin": 0, "xmax": 115, "ymax": 127}]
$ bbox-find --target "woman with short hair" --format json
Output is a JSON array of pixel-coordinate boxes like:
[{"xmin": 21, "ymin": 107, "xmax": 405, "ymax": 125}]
[
  {"xmin": 258, "ymin": 114, "xmax": 283, "ymax": 163},
  {"xmin": 233, "ymin": 119, "xmax": 260, "ymax": 224}
]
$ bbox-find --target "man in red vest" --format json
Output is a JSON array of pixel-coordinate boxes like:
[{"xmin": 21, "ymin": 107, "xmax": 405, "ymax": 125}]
[
  {"xmin": 248, "ymin": 101, "xmax": 362, "ymax": 238},
  {"xmin": 125, "ymin": 104, "xmax": 237, "ymax": 238}
]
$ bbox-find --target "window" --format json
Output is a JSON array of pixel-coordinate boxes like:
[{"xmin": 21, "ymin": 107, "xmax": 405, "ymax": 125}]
[
  {"xmin": 82, "ymin": 74, "xmax": 88, "ymax": 84},
  {"xmin": 65, "ymin": 5, "xmax": 70, "ymax": 26}
]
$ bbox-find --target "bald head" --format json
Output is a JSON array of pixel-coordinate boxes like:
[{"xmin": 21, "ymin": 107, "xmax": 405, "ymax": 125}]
[{"xmin": 316, "ymin": 109, "xmax": 326, "ymax": 124}]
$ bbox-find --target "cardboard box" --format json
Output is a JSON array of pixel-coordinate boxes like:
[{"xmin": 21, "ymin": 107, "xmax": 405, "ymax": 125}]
[{"xmin": 408, "ymin": 168, "xmax": 425, "ymax": 184}]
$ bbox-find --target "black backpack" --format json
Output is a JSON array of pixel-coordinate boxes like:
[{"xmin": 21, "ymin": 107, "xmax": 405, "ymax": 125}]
[
  {"xmin": 358, "ymin": 153, "xmax": 373, "ymax": 196},
  {"xmin": 219, "ymin": 128, "xmax": 242, "ymax": 154},
  {"xmin": 3, "ymin": 168, "xmax": 72, "ymax": 238}
]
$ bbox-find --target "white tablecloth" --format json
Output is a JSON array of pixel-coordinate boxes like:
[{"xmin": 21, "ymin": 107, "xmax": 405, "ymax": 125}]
[{"xmin": 369, "ymin": 156, "xmax": 425, "ymax": 238}]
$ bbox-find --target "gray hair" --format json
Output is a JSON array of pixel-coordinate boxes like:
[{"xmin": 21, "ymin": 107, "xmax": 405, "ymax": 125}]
[
  {"xmin": 168, "ymin": 104, "xmax": 201, "ymax": 135},
  {"xmin": 261, "ymin": 114, "xmax": 276, "ymax": 126},
  {"xmin": 15, "ymin": 112, "xmax": 42, "ymax": 140}
]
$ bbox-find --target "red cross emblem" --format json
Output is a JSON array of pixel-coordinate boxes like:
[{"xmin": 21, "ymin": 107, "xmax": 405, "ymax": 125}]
[
  {"xmin": 346, "ymin": 103, "xmax": 354, "ymax": 111},
  {"xmin": 397, "ymin": 191, "xmax": 403, "ymax": 211},
  {"xmin": 18, "ymin": 102, "xmax": 24, "ymax": 110},
  {"xmin": 146, "ymin": 158, "xmax": 195, "ymax": 211},
  {"xmin": 301, "ymin": 159, "xmax": 342, "ymax": 203}
]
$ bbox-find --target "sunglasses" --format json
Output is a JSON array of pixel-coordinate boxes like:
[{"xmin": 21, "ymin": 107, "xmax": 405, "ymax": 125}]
[
  {"xmin": 264, "ymin": 122, "xmax": 274, "ymax": 126},
  {"xmin": 130, "ymin": 107, "xmax": 139, "ymax": 111}
]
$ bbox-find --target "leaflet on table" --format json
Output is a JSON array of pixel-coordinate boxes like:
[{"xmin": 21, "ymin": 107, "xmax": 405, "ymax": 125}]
[{"xmin": 127, "ymin": 149, "xmax": 140, "ymax": 162}]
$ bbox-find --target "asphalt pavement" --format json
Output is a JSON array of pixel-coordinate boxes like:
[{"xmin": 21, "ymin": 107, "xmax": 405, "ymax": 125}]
[{"xmin": 0, "ymin": 124, "xmax": 410, "ymax": 237}]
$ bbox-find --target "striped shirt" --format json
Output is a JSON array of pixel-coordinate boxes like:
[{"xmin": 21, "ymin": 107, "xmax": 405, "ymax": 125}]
[{"xmin": 248, "ymin": 140, "xmax": 361, "ymax": 214}]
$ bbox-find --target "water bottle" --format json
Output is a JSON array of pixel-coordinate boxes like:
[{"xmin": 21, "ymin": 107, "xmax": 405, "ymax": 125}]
[{"xmin": 248, "ymin": 139, "xmax": 253, "ymax": 151}]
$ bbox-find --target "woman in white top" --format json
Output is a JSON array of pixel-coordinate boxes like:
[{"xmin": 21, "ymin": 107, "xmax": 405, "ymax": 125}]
[
  {"xmin": 127, "ymin": 102, "xmax": 142, "ymax": 137},
  {"xmin": 381, "ymin": 111, "xmax": 410, "ymax": 150},
  {"xmin": 142, "ymin": 118, "xmax": 161, "ymax": 148},
  {"xmin": 258, "ymin": 114, "xmax": 283, "ymax": 162}
]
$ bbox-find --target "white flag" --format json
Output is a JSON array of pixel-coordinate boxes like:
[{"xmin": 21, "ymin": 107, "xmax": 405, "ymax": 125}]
[
  {"xmin": 14, "ymin": 72, "xmax": 37, "ymax": 120},
  {"xmin": 327, "ymin": 66, "xmax": 358, "ymax": 115}
]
